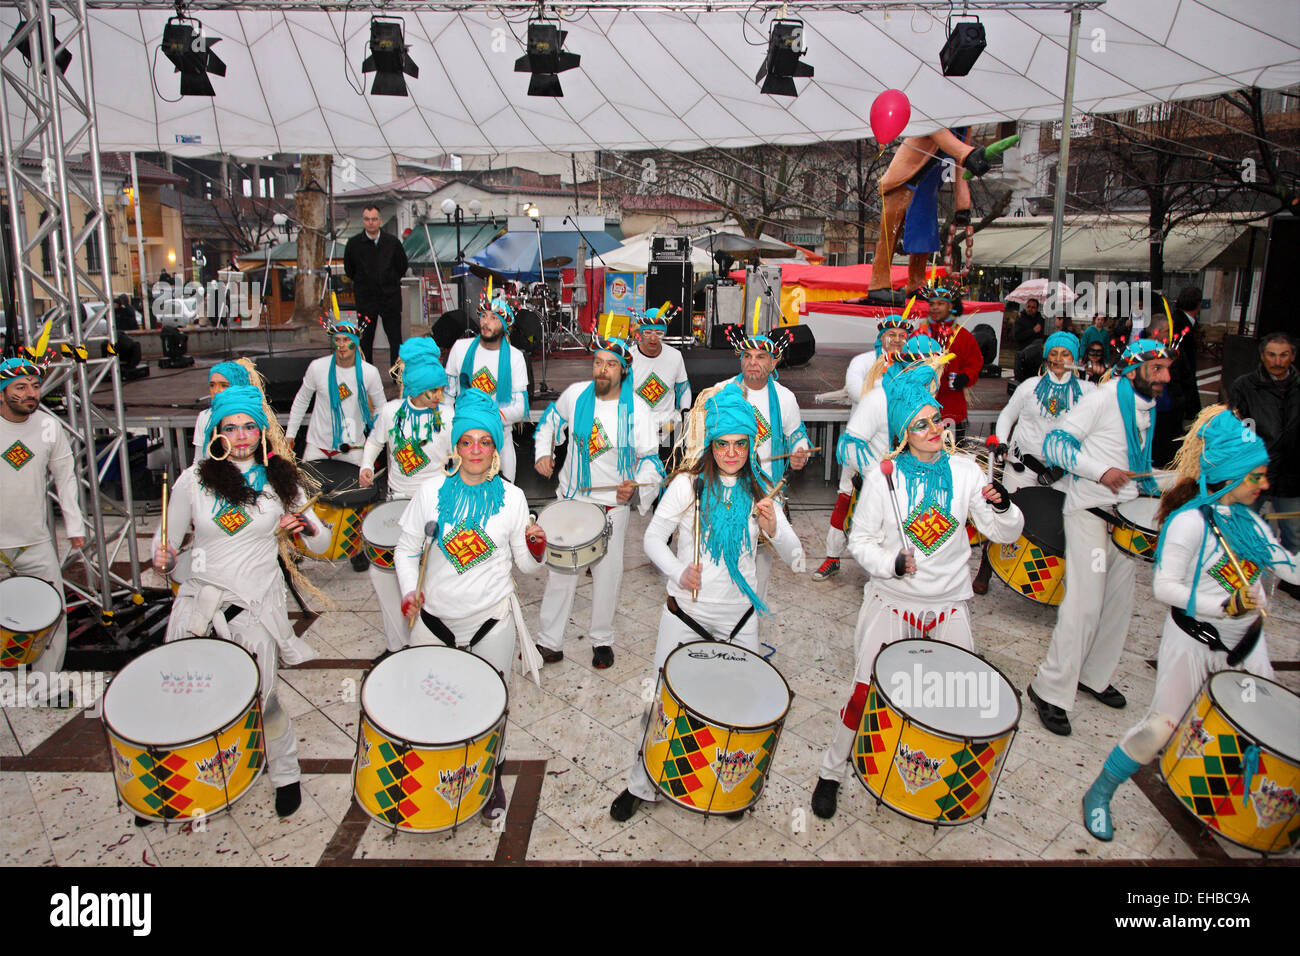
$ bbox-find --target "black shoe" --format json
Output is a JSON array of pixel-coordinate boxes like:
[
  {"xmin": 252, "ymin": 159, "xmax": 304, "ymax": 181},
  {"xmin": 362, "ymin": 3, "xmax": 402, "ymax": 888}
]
[
  {"xmin": 1278, "ymin": 579, "xmax": 1300, "ymax": 601},
  {"xmin": 811, "ymin": 778, "xmax": 839, "ymax": 819},
  {"xmin": 1079, "ymin": 683, "xmax": 1127, "ymax": 709},
  {"xmin": 371, "ymin": 648, "xmax": 395, "ymax": 667},
  {"xmin": 350, "ymin": 552, "xmax": 369, "ymax": 572},
  {"xmin": 275, "ymin": 782, "xmax": 302, "ymax": 817},
  {"xmin": 134, "ymin": 815, "xmax": 153, "ymax": 828},
  {"xmin": 972, "ymin": 553, "xmax": 992, "ymax": 595},
  {"xmin": 725, "ymin": 809, "xmax": 746, "ymax": 822},
  {"xmin": 610, "ymin": 789, "xmax": 643, "ymax": 822},
  {"xmin": 536, "ymin": 643, "xmax": 563, "ymax": 664},
  {"xmin": 592, "ymin": 645, "xmax": 614, "ymax": 669},
  {"xmin": 1027, "ymin": 685, "xmax": 1071, "ymax": 736}
]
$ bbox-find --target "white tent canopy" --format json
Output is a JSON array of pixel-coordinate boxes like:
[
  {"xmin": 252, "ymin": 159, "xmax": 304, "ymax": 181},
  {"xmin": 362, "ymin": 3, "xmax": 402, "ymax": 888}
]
[
  {"xmin": 587, "ymin": 234, "xmax": 715, "ymax": 272},
  {"xmin": 3, "ymin": 2, "xmax": 1296, "ymax": 158}
]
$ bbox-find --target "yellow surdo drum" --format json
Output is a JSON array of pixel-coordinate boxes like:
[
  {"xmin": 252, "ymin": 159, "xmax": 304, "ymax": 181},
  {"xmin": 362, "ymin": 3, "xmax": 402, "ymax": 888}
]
[
  {"xmin": 1110, "ymin": 496, "xmax": 1162, "ymax": 562},
  {"xmin": 1161, "ymin": 670, "xmax": 1300, "ymax": 854},
  {"xmin": 102, "ymin": 638, "xmax": 264, "ymax": 821},
  {"xmin": 353, "ymin": 645, "xmax": 508, "ymax": 832},
  {"xmin": 641, "ymin": 642, "xmax": 792, "ymax": 815},
  {"xmin": 987, "ymin": 486, "xmax": 1067, "ymax": 606},
  {"xmin": 853, "ymin": 639, "xmax": 1020, "ymax": 824},
  {"xmin": 0, "ymin": 576, "xmax": 62, "ymax": 668},
  {"xmin": 296, "ymin": 459, "xmax": 378, "ymax": 561},
  {"xmin": 361, "ymin": 498, "xmax": 409, "ymax": 571}
]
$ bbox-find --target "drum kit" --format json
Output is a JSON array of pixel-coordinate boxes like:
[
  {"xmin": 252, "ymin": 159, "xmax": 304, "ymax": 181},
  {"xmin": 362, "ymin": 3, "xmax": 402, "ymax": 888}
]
[
  {"xmin": 296, "ymin": 459, "xmax": 380, "ymax": 562},
  {"xmin": 0, "ymin": 576, "xmax": 62, "ymax": 668}
]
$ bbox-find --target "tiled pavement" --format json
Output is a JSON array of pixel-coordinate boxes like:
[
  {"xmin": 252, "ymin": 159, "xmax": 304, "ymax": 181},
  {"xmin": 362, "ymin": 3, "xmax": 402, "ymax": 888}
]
[{"xmin": 4, "ymin": 505, "xmax": 1298, "ymax": 867}]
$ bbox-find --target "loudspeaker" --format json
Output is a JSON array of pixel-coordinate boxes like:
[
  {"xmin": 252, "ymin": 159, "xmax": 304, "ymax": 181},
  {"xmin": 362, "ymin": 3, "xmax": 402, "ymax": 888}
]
[
  {"xmin": 683, "ymin": 349, "xmax": 741, "ymax": 398},
  {"xmin": 1255, "ymin": 216, "xmax": 1298, "ymax": 338},
  {"xmin": 1220, "ymin": 334, "xmax": 1259, "ymax": 403},
  {"xmin": 650, "ymin": 235, "xmax": 689, "ymax": 261},
  {"xmin": 646, "ymin": 260, "xmax": 691, "ymax": 334},
  {"xmin": 777, "ymin": 324, "xmax": 815, "ymax": 369},
  {"xmin": 256, "ymin": 354, "xmax": 317, "ymax": 412},
  {"xmin": 940, "ymin": 20, "xmax": 986, "ymax": 77}
]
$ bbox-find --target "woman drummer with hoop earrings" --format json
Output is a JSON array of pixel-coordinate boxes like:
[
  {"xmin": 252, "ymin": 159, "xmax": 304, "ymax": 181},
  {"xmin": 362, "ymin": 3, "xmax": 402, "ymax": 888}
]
[
  {"xmin": 394, "ymin": 388, "xmax": 549, "ymax": 824},
  {"xmin": 809, "ymin": 381, "xmax": 1025, "ymax": 820},
  {"xmin": 1082, "ymin": 406, "xmax": 1300, "ymax": 842},
  {"xmin": 610, "ymin": 382, "xmax": 803, "ymax": 823}
]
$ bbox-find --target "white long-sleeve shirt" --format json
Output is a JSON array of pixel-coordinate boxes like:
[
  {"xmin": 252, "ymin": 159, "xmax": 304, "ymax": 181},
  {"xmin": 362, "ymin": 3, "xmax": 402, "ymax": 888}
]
[
  {"xmin": 394, "ymin": 474, "xmax": 544, "ymax": 621},
  {"xmin": 644, "ymin": 472, "xmax": 801, "ymax": 609},
  {"xmin": 733, "ymin": 376, "xmax": 811, "ymax": 484},
  {"xmin": 360, "ymin": 398, "xmax": 455, "ymax": 499},
  {"xmin": 0, "ymin": 409, "xmax": 85, "ymax": 547},
  {"xmin": 994, "ymin": 371, "xmax": 1096, "ymax": 462},
  {"xmin": 193, "ymin": 407, "xmax": 211, "ymax": 461},
  {"xmin": 285, "ymin": 355, "xmax": 386, "ymax": 455},
  {"xmin": 838, "ymin": 384, "xmax": 890, "ymax": 476},
  {"xmin": 443, "ymin": 337, "xmax": 529, "ymax": 427},
  {"xmin": 848, "ymin": 455, "xmax": 1024, "ymax": 605},
  {"xmin": 1153, "ymin": 505, "xmax": 1300, "ymax": 645},
  {"xmin": 630, "ymin": 343, "xmax": 691, "ymax": 437},
  {"xmin": 1042, "ymin": 378, "xmax": 1158, "ymax": 515},
  {"xmin": 843, "ymin": 350, "xmax": 877, "ymax": 408},
  {"xmin": 533, "ymin": 381, "xmax": 664, "ymax": 513}
]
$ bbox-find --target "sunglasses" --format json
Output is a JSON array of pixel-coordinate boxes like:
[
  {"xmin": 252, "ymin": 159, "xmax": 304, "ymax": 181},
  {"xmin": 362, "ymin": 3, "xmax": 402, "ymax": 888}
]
[
  {"xmin": 712, "ymin": 439, "xmax": 750, "ymax": 452},
  {"xmin": 908, "ymin": 412, "xmax": 945, "ymax": 433}
]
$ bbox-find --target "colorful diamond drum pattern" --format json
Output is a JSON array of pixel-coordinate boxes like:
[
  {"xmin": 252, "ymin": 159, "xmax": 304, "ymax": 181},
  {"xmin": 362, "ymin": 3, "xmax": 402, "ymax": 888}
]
[
  {"xmin": 1110, "ymin": 497, "xmax": 1161, "ymax": 563},
  {"xmin": 987, "ymin": 535, "xmax": 1066, "ymax": 606},
  {"xmin": 0, "ymin": 576, "xmax": 62, "ymax": 669},
  {"xmin": 297, "ymin": 500, "xmax": 372, "ymax": 561},
  {"xmin": 361, "ymin": 499, "xmax": 408, "ymax": 573}
]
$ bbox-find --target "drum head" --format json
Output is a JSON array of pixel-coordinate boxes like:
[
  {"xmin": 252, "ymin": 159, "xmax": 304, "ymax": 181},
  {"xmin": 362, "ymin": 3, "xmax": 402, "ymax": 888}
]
[
  {"xmin": 1009, "ymin": 486, "xmax": 1066, "ymax": 555},
  {"xmin": 664, "ymin": 643, "xmax": 790, "ymax": 729},
  {"xmin": 538, "ymin": 500, "xmax": 605, "ymax": 547},
  {"xmin": 872, "ymin": 639, "xmax": 1019, "ymax": 737},
  {"xmin": 362, "ymin": 645, "xmax": 507, "ymax": 746},
  {"xmin": 0, "ymin": 576, "xmax": 61, "ymax": 630},
  {"xmin": 103, "ymin": 638, "xmax": 259, "ymax": 747},
  {"xmin": 1116, "ymin": 495, "xmax": 1161, "ymax": 529},
  {"xmin": 361, "ymin": 499, "xmax": 409, "ymax": 549},
  {"xmin": 301, "ymin": 460, "xmax": 378, "ymax": 508},
  {"xmin": 1210, "ymin": 672, "xmax": 1300, "ymax": 763}
]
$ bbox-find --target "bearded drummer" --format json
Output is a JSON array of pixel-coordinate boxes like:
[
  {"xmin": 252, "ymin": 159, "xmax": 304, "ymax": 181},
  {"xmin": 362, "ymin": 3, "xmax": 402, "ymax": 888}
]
[
  {"xmin": 395, "ymin": 389, "xmax": 548, "ymax": 824},
  {"xmin": 972, "ymin": 330, "xmax": 1096, "ymax": 594},
  {"xmin": 193, "ymin": 360, "xmax": 251, "ymax": 462},
  {"xmin": 1025, "ymin": 340, "xmax": 1173, "ymax": 737},
  {"xmin": 609, "ymin": 383, "xmax": 803, "ymax": 823},
  {"xmin": 359, "ymin": 338, "xmax": 454, "ymax": 655},
  {"xmin": 153, "ymin": 385, "xmax": 330, "ymax": 819},
  {"xmin": 1082, "ymin": 407, "xmax": 1299, "ymax": 841},
  {"xmin": 810, "ymin": 382, "xmax": 1024, "ymax": 820},
  {"xmin": 533, "ymin": 335, "xmax": 664, "ymax": 669},
  {"xmin": 0, "ymin": 353, "xmax": 85, "ymax": 705}
]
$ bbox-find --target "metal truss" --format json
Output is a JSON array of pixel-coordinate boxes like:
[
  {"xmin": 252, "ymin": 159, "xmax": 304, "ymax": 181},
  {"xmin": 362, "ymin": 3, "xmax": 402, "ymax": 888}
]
[
  {"xmin": 36, "ymin": 1, "xmax": 1107, "ymax": 13},
  {"xmin": 0, "ymin": 0, "xmax": 141, "ymax": 622}
]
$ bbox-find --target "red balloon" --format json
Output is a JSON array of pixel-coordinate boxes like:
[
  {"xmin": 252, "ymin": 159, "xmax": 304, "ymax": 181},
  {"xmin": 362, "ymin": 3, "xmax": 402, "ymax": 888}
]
[{"xmin": 869, "ymin": 89, "xmax": 911, "ymax": 145}]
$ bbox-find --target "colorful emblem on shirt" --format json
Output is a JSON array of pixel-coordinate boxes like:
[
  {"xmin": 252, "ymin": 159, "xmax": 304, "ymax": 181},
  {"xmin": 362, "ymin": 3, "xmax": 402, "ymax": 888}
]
[
  {"xmin": 752, "ymin": 406, "xmax": 771, "ymax": 445},
  {"xmin": 588, "ymin": 419, "xmax": 612, "ymax": 460},
  {"xmin": 904, "ymin": 503, "xmax": 956, "ymax": 555},
  {"xmin": 1208, "ymin": 555, "xmax": 1260, "ymax": 594},
  {"xmin": 637, "ymin": 373, "xmax": 668, "ymax": 407},
  {"xmin": 470, "ymin": 366, "xmax": 497, "ymax": 394},
  {"xmin": 338, "ymin": 382, "xmax": 352, "ymax": 401},
  {"xmin": 3, "ymin": 440, "xmax": 33, "ymax": 471},
  {"xmin": 440, "ymin": 523, "xmax": 497, "ymax": 573},
  {"xmin": 393, "ymin": 441, "xmax": 429, "ymax": 476},
  {"xmin": 214, "ymin": 502, "xmax": 251, "ymax": 536}
]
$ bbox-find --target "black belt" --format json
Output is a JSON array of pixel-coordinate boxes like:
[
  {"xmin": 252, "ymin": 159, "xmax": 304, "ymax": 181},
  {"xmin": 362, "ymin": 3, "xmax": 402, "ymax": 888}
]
[
  {"xmin": 665, "ymin": 596, "xmax": 754, "ymax": 643},
  {"xmin": 1170, "ymin": 606, "xmax": 1263, "ymax": 667},
  {"xmin": 420, "ymin": 610, "xmax": 499, "ymax": 649},
  {"xmin": 1086, "ymin": 507, "xmax": 1125, "ymax": 528}
]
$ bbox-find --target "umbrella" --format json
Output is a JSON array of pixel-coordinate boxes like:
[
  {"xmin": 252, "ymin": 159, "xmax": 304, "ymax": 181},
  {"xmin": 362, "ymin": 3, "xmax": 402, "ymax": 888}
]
[
  {"xmin": 587, "ymin": 234, "xmax": 714, "ymax": 272},
  {"xmin": 1006, "ymin": 278, "xmax": 1076, "ymax": 304},
  {"xmin": 691, "ymin": 232, "xmax": 800, "ymax": 260},
  {"xmin": 467, "ymin": 229, "xmax": 620, "ymax": 282}
]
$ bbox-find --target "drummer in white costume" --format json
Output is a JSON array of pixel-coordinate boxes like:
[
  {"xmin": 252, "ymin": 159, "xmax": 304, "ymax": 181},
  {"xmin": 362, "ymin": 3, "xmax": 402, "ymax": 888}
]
[
  {"xmin": 193, "ymin": 361, "xmax": 250, "ymax": 462},
  {"xmin": 609, "ymin": 382, "xmax": 802, "ymax": 822},
  {"xmin": 0, "ymin": 353, "xmax": 85, "ymax": 704},
  {"xmin": 442, "ymin": 292, "xmax": 529, "ymax": 482},
  {"xmin": 360, "ymin": 338, "xmax": 454, "ymax": 654},
  {"xmin": 1025, "ymin": 339, "xmax": 1174, "ymax": 737},
  {"xmin": 533, "ymin": 335, "xmax": 665, "ymax": 669},
  {"xmin": 285, "ymin": 315, "xmax": 386, "ymax": 468},
  {"xmin": 810, "ymin": 382, "xmax": 1024, "ymax": 819},
  {"xmin": 629, "ymin": 307, "xmax": 692, "ymax": 449},
  {"xmin": 394, "ymin": 388, "xmax": 548, "ymax": 822},
  {"xmin": 972, "ymin": 331, "xmax": 1096, "ymax": 593},
  {"xmin": 153, "ymin": 385, "xmax": 328, "ymax": 818},
  {"xmin": 1082, "ymin": 407, "xmax": 1299, "ymax": 840}
]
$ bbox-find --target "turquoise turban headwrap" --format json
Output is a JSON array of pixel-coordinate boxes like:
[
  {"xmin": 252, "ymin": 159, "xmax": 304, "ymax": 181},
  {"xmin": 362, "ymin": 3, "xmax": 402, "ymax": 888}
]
[{"xmin": 399, "ymin": 338, "xmax": 447, "ymax": 398}]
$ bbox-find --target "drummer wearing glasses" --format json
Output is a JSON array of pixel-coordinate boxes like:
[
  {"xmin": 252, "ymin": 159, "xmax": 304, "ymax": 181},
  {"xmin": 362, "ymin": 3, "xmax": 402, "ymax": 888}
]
[
  {"xmin": 1082, "ymin": 407, "xmax": 1299, "ymax": 841},
  {"xmin": 811, "ymin": 382, "xmax": 1024, "ymax": 820},
  {"xmin": 610, "ymin": 383, "xmax": 803, "ymax": 822}
]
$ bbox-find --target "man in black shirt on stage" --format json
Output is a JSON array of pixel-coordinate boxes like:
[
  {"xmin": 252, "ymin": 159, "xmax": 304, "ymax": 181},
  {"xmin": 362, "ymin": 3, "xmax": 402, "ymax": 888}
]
[{"xmin": 344, "ymin": 204, "xmax": 409, "ymax": 364}]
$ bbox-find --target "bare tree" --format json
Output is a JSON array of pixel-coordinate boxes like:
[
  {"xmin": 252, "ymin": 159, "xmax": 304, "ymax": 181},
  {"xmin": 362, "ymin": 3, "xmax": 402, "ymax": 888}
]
[{"xmin": 292, "ymin": 155, "xmax": 331, "ymax": 325}]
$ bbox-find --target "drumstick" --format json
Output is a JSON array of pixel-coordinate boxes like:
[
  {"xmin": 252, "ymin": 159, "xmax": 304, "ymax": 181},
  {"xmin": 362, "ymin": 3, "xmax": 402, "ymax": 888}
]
[
  {"xmin": 1199, "ymin": 505, "xmax": 1266, "ymax": 621},
  {"xmin": 160, "ymin": 470, "xmax": 170, "ymax": 571},
  {"xmin": 409, "ymin": 520, "xmax": 438, "ymax": 630},
  {"xmin": 878, "ymin": 458, "xmax": 912, "ymax": 577},
  {"xmin": 1264, "ymin": 511, "xmax": 1300, "ymax": 521},
  {"xmin": 760, "ymin": 446, "xmax": 822, "ymax": 463},
  {"xmin": 692, "ymin": 475, "xmax": 704, "ymax": 601},
  {"xmin": 575, "ymin": 480, "xmax": 663, "ymax": 493}
]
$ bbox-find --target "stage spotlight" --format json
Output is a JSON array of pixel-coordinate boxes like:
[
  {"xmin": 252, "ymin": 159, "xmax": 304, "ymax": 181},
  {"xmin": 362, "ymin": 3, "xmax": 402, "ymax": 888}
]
[
  {"xmin": 755, "ymin": 18, "xmax": 814, "ymax": 97},
  {"xmin": 362, "ymin": 17, "xmax": 419, "ymax": 96},
  {"xmin": 940, "ymin": 16, "xmax": 986, "ymax": 77},
  {"xmin": 160, "ymin": 17, "xmax": 226, "ymax": 97},
  {"xmin": 513, "ymin": 22, "xmax": 580, "ymax": 98},
  {"xmin": 10, "ymin": 16, "xmax": 73, "ymax": 75}
]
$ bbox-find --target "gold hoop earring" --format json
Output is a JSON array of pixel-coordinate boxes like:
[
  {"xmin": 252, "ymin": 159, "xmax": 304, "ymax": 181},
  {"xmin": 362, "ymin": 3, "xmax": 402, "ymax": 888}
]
[
  {"xmin": 261, "ymin": 431, "xmax": 269, "ymax": 463},
  {"xmin": 443, "ymin": 452, "xmax": 462, "ymax": 476},
  {"xmin": 209, "ymin": 434, "xmax": 232, "ymax": 461},
  {"xmin": 486, "ymin": 451, "xmax": 501, "ymax": 480}
]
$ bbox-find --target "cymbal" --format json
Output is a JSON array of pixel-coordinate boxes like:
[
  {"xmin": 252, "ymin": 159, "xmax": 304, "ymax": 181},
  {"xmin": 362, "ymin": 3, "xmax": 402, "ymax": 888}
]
[{"xmin": 541, "ymin": 256, "xmax": 572, "ymax": 269}]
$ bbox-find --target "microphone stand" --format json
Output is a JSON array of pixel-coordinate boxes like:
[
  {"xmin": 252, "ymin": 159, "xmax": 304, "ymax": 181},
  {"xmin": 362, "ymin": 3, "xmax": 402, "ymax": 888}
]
[{"xmin": 561, "ymin": 214, "xmax": 608, "ymax": 347}]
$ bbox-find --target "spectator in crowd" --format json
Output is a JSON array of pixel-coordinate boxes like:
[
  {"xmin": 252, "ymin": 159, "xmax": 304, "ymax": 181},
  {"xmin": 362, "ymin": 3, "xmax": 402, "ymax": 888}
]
[
  {"xmin": 1080, "ymin": 314, "xmax": 1111, "ymax": 366},
  {"xmin": 1013, "ymin": 298, "xmax": 1045, "ymax": 350},
  {"xmin": 344, "ymin": 204, "xmax": 409, "ymax": 364}
]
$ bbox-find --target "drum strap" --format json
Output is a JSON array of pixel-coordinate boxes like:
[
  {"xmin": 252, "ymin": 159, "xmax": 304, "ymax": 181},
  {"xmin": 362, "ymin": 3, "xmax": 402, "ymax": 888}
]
[
  {"xmin": 1086, "ymin": 507, "xmax": 1125, "ymax": 529},
  {"xmin": 420, "ymin": 610, "xmax": 498, "ymax": 650},
  {"xmin": 1169, "ymin": 607, "xmax": 1263, "ymax": 667},
  {"xmin": 666, "ymin": 597, "xmax": 755, "ymax": 642}
]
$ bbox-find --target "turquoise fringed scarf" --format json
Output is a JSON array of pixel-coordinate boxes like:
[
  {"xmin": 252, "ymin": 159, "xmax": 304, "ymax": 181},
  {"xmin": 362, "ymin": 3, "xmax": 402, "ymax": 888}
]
[
  {"xmin": 1034, "ymin": 372, "xmax": 1082, "ymax": 418},
  {"xmin": 460, "ymin": 336, "xmax": 514, "ymax": 407},
  {"xmin": 734, "ymin": 375, "xmax": 788, "ymax": 483},
  {"xmin": 895, "ymin": 450, "xmax": 954, "ymax": 517},
  {"xmin": 1117, "ymin": 376, "xmax": 1158, "ymax": 495},
  {"xmin": 390, "ymin": 399, "xmax": 444, "ymax": 448},
  {"xmin": 570, "ymin": 377, "xmax": 636, "ymax": 494},
  {"xmin": 700, "ymin": 476, "xmax": 768, "ymax": 615},
  {"xmin": 326, "ymin": 335, "xmax": 375, "ymax": 448},
  {"xmin": 437, "ymin": 471, "xmax": 505, "ymax": 540}
]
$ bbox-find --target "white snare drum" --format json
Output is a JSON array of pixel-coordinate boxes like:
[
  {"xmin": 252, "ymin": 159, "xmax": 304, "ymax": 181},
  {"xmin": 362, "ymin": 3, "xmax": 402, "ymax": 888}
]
[
  {"xmin": 362, "ymin": 499, "xmax": 409, "ymax": 573},
  {"xmin": 536, "ymin": 499, "xmax": 610, "ymax": 573},
  {"xmin": 1111, "ymin": 496, "xmax": 1162, "ymax": 562},
  {"xmin": 0, "ymin": 576, "xmax": 62, "ymax": 668}
]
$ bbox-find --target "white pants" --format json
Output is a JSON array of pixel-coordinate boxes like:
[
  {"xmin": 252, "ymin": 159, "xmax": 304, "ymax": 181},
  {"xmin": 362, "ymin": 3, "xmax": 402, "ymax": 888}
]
[
  {"xmin": 1118, "ymin": 614, "xmax": 1273, "ymax": 764},
  {"xmin": 369, "ymin": 566, "xmax": 408, "ymax": 653},
  {"xmin": 824, "ymin": 465, "xmax": 859, "ymax": 560},
  {"xmin": 757, "ymin": 545, "xmax": 774, "ymax": 604},
  {"xmin": 1031, "ymin": 510, "xmax": 1135, "ymax": 711},
  {"xmin": 537, "ymin": 504, "xmax": 627, "ymax": 651},
  {"xmin": 410, "ymin": 598, "xmax": 517, "ymax": 680},
  {"xmin": 0, "ymin": 539, "xmax": 68, "ymax": 686},
  {"xmin": 626, "ymin": 600, "xmax": 761, "ymax": 801},
  {"xmin": 818, "ymin": 589, "xmax": 972, "ymax": 784}
]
